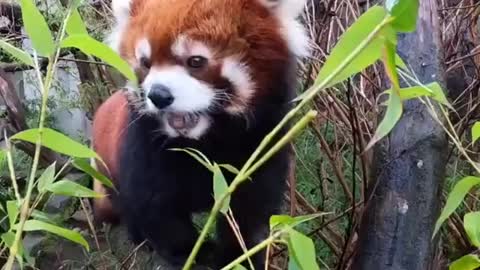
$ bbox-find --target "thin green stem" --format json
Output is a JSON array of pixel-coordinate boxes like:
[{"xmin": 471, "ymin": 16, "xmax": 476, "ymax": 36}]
[
  {"xmin": 4, "ymin": 131, "xmax": 21, "ymax": 202},
  {"xmin": 4, "ymin": 8, "xmax": 72, "ymax": 269},
  {"xmin": 182, "ymin": 16, "xmax": 392, "ymax": 270},
  {"xmin": 220, "ymin": 233, "xmax": 280, "ymax": 270},
  {"xmin": 242, "ymin": 111, "xmax": 317, "ymax": 182},
  {"xmin": 181, "ymin": 195, "xmax": 224, "ymax": 270}
]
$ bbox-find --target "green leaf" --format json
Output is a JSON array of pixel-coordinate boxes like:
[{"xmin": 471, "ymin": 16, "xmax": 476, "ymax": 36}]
[
  {"xmin": 73, "ymin": 158, "xmax": 114, "ymax": 188},
  {"xmin": 11, "ymin": 128, "xmax": 98, "ymax": 159},
  {"xmin": 170, "ymin": 148, "xmax": 213, "ymax": 171},
  {"xmin": 364, "ymin": 40, "xmax": 403, "ymax": 150},
  {"xmin": 60, "ymin": 34, "xmax": 137, "ymax": 85},
  {"xmin": 31, "ymin": 210, "xmax": 57, "ymax": 224},
  {"xmin": 395, "ymin": 53, "xmax": 407, "ymax": 70},
  {"xmin": 433, "ymin": 176, "xmax": 480, "ymax": 237},
  {"xmin": 383, "ymin": 40, "xmax": 400, "ymax": 88},
  {"xmin": 386, "ymin": 0, "xmax": 419, "ymax": 32},
  {"xmin": 288, "ymin": 258, "xmax": 301, "ymax": 270},
  {"xmin": 37, "ymin": 162, "xmax": 56, "ymax": 193},
  {"xmin": 46, "ymin": 180, "xmax": 103, "ymax": 198},
  {"xmin": 1, "ymin": 231, "xmax": 25, "ymax": 265},
  {"xmin": 464, "ymin": 212, "xmax": 480, "ymax": 248},
  {"xmin": 0, "ymin": 40, "xmax": 34, "ymax": 67},
  {"xmin": 0, "ymin": 149, "xmax": 6, "ymax": 169},
  {"xmin": 287, "ymin": 229, "xmax": 320, "ymax": 270},
  {"xmin": 270, "ymin": 213, "xmax": 328, "ymax": 230},
  {"xmin": 213, "ymin": 163, "xmax": 230, "ymax": 214},
  {"xmin": 218, "ymin": 164, "xmax": 241, "ymax": 175},
  {"xmin": 66, "ymin": 9, "xmax": 88, "ymax": 35},
  {"xmin": 218, "ymin": 164, "xmax": 252, "ymax": 180},
  {"xmin": 314, "ymin": 6, "xmax": 394, "ymax": 89},
  {"xmin": 7, "ymin": 200, "xmax": 18, "ymax": 228},
  {"xmin": 449, "ymin": 254, "xmax": 480, "ymax": 270},
  {"xmin": 18, "ymin": 219, "xmax": 89, "ymax": 251},
  {"xmin": 233, "ymin": 265, "xmax": 248, "ymax": 270},
  {"xmin": 366, "ymin": 85, "xmax": 402, "ymax": 150},
  {"xmin": 472, "ymin": 122, "xmax": 480, "ymax": 145},
  {"xmin": 385, "ymin": 82, "xmax": 450, "ymax": 107},
  {"xmin": 19, "ymin": 0, "xmax": 54, "ymax": 56}
]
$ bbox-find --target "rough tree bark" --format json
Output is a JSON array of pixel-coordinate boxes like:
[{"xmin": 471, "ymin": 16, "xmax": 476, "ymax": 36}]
[{"xmin": 352, "ymin": 1, "xmax": 448, "ymax": 270}]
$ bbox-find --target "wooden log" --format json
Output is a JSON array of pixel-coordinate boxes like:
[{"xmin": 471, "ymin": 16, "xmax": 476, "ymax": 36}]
[{"xmin": 352, "ymin": 1, "xmax": 448, "ymax": 269}]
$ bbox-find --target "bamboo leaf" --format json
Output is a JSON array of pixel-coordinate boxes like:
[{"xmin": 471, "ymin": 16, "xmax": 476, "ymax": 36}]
[
  {"xmin": 287, "ymin": 229, "xmax": 320, "ymax": 270},
  {"xmin": 46, "ymin": 180, "xmax": 104, "ymax": 198},
  {"xmin": 1, "ymin": 231, "xmax": 25, "ymax": 265},
  {"xmin": 213, "ymin": 163, "xmax": 230, "ymax": 214},
  {"xmin": 0, "ymin": 40, "xmax": 34, "ymax": 67},
  {"xmin": 0, "ymin": 149, "xmax": 6, "ymax": 170},
  {"xmin": 12, "ymin": 128, "xmax": 98, "ymax": 159},
  {"xmin": 464, "ymin": 212, "xmax": 480, "ymax": 248},
  {"xmin": 366, "ymin": 90, "xmax": 402, "ymax": 150},
  {"xmin": 386, "ymin": 0, "xmax": 419, "ymax": 32},
  {"xmin": 66, "ymin": 9, "xmax": 88, "ymax": 35},
  {"xmin": 450, "ymin": 254, "xmax": 480, "ymax": 270},
  {"xmin": 384, "ymin": 82, "xmax": 450, "ymax": 107},
  {"xmin": 19, "ymin": 0, "xmax": 54, "ymax": 56},
  {"xmin": 434, "ymin": 176, "xmax": 480, "ymax": 237},
  {"xmin": 170, "ymin": 148, "xmax": 213, "ymax": 171},
  {"xmin": 73, "ymin": 158, "xmax": 114, "ymax": 188},
  {"xmin": 18, "ymin": 219, "xmax": 89, "ymax": 251},
  {"xmin": 37, "ymin": 162, "xmax": 56, "ymax": 193},
  {"xmin": 314, "ymin": 6, "xmax": 394, "ymax": 89},
  {"xmin": 270, "ymin": 213, "xmax": 328, "ymax": 230},
  {"xmin": 365, "ymin": 41, "xmax": 403, "ymax": 150},
  {"xmin": 61, "ymin": 34, "xmax": 137, "ymax": 85},
  {"xmin": 288, "ymin": 259, "xmax": 301, "ymax": 270},
  {"xmin": 6, "ymin": 200, "xmax": 18, "ymax": 228},
  {"xmin": 472, "ymin": 122, "xmax": 480, "ymax": 145}
]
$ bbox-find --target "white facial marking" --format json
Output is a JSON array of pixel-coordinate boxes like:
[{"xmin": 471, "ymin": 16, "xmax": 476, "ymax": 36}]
[
  {"xmin": 172, "ymin": 35, "xmax": 213, "ymax": 60},
  {"xmin": 221, "ymin": 57, "xmax": 255, "ymax": 114},
  {"xmin": 135, "ymin": 38, "xmax": 151, "ymax": 61},
  {"xmin": 142, "ymin": 66, "xmax": 215, "ymax": 112}
]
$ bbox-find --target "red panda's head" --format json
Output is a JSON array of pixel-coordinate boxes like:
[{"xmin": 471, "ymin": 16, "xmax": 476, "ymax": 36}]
[{"xmin": 108, "ymin": 0, "xmax": 309, "ymax": 139}]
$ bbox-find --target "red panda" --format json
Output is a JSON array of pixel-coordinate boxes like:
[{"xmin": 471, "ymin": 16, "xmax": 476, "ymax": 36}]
[{"xmin": 92, "ymin": 0, "xmax": 309, "ymax": 268}]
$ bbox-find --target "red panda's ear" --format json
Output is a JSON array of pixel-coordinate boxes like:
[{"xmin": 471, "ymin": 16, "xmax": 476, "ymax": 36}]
[
  {"xmin": 257, "ymin": 0, "xmax": 307, "ymax": 19},
  {"xmin": 111, "ymin": 0, "xmax": 145, "ymax": 22},
  {"xmin": 111, "ymin": 0, "xmax": 132, "ymax": 22},
  {"xmin": 107, "ymin": 0, "xmax": 144, "ymax": 53},
  {"xmin": 257, "ymin": 0, "xmax": 310, "ymax": 58}
]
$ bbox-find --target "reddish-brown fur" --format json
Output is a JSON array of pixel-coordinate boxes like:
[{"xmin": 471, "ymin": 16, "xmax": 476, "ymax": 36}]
[
  {"xmin": 119, "ymin": 0, "xmax": 290, "ymax": 98},
  {"xmin": 91, "ymin": 1, "xmax": 300, "ymax": 267},
  {"xmin": 93, "ymin": 0, "xmax": 292, "ymax": 221},
  {"xmin": 92, "ymin": 91, "xmax": 129, "ymax": 222}
]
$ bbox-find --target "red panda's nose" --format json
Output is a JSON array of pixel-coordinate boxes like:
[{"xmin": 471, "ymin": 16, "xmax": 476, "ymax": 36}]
[{"xmin": 148, "ymin": 84, "xmax": 174, "ymax": 109}]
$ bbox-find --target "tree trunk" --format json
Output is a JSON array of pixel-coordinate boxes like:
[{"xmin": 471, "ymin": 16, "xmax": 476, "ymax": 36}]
[{"xmin": 352, "ymin": 1, "xmax": 448, "ymax": 269}]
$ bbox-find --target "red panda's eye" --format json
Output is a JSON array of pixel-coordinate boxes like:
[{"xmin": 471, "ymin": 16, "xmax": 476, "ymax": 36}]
[
  {"xmin": 140, "ymin": 57, "xmax": 151, "ymax": 69},
  {"xmin": 186, "ymin": 56, "xmax": 208, "ymax": 69}
]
